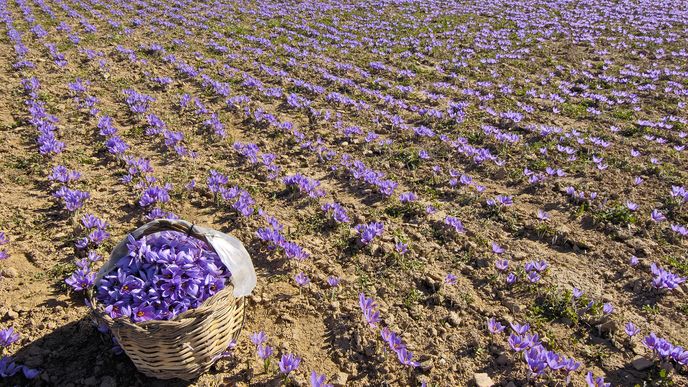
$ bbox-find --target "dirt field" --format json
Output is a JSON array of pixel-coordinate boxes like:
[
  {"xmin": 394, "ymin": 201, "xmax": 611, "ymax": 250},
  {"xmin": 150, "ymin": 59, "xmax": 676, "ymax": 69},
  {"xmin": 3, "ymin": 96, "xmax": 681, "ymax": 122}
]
[{"xmin": 0, "ymin": 0, "xmax": 687, "ymax": 386}]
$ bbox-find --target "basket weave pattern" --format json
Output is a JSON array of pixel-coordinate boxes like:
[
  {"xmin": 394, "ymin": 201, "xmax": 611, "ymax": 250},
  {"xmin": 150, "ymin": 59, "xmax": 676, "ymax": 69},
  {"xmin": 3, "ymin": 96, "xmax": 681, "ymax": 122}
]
[{"xmin": 89, "ymin": 219, "xmax": 246, "ymax": 380}]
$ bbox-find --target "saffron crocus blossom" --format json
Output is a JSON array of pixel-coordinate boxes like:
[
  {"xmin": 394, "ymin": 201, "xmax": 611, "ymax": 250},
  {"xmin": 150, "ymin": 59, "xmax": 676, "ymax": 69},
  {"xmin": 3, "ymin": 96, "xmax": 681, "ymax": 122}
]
[
  {"xmin": 354, "ymin": 222, "xmax": 384, "ymax": 244},
  {"xmin": 572, "ymin": 288, "xmax": 583, "ymax": 299},
  {"xmin": 311, "ymin": 371, "xmax": 333, "ymax": 387},
  {"xmin": 491, "ymin": 242, "xmax": 505, "ymax": 254},
  {"xmin": 398, "ymin": 192, "xmax": 417, "ymax": 203},
  {"xmin": 0, "ymin": 327, "xmax": 19, "ymax": 347},
  {"xmin": 444, "ymin": 273, "xmax": 457, "ymax": 285},
  {"xmin": 508, "ymin": 333, "xmax": 538, "ymax": 352},
  {"xmin": 495, "ymin": 259, "xmax": 509, "ymax": 272},
  {"xmin": 65, "ymin": 268, "xmax": 96, "ymax": 291},
  {"xmin": 650, "ymin": 209, "xmax": 666, "ymax": 222},
  {"xmin": 586, "ymin": 371, "xmax": 610, "ymax": 387},
  {"xmin": 487, "ymin": 318, "xmax": 505, "ymax": 334},
  {"xmin": 396, "ymin": 347, "xmax": 420, "ymax": 367},
  {"xmin": 524, "ymin": 346, "xmax": 549, "ymax": 376},
  {"xmin": 629, "ymin": 255, "xmax": 639, "ymax": 266},
  {"xmin": 650, "ymin": 263, "xmax": 686, "ymax": 290},
  {"xmin": 327, "ymin": 276, "xmax": 341, "ymax": 287},
  {"xmin": 624, "ymin": 322, "xmax": 640, "ymax": 337},
  {"xmin": 295, "ymin": 272, "xmax": 310, "ymax": 287},
  {"xmin": 250, "ymin": 331, "xmax": 267, "ymax": 345},
  {"xmin": 536, "ymin": 209, "xmax": 550, "ymax": 220},
  {"xmin": 527, "ymin": 271, "xmax": 542, "ymax": 283},
  {"xmin": 257, "ymin": 344, "xmax": 273, "ymax": 360},
  {"xmin": 602, "ymin": 303, "xmax": 614, "ymax": 315},
  {"xmin": 321, "ymin": 202, "xmax": 350, "ymax": 223},
  {"xmin": 358, "ymin": 293, "xmax": 381, "ymax": 328},
  {"xmin": 444, "ymin": 216, "xmax": 465, "ymax": 233},
  {"xmin": 394, "ymin": 242, "xmax": 408, "ymax": 254},
  {"xmin": 278, "ymin": 353, "xmax": 301, "ymax": 375},
  {"xmin": 525, "ymin": 260, "xmax": 548, "ymax": 272},
  {"xmin": 510, "ymin": 322, "xmax": 530, "ymax": 335},
  {"xmin": 625, "ymin": 201, "xmax": 639, "ymax": 211}
]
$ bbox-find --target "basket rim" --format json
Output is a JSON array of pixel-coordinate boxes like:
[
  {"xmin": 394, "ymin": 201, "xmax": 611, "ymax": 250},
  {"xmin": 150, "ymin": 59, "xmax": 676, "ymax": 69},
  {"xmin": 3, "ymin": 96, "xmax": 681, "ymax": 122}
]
[{"xmin": 88, "ymin": 219, "xmax": 242, "ymax": 328}]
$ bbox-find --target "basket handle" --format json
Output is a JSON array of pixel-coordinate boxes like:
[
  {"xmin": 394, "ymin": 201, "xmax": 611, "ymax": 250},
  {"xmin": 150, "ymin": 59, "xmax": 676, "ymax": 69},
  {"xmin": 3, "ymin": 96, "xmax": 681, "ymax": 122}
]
[{"xmin": 94, "ymin": 219, "xmax": 256, "ymax": 298}]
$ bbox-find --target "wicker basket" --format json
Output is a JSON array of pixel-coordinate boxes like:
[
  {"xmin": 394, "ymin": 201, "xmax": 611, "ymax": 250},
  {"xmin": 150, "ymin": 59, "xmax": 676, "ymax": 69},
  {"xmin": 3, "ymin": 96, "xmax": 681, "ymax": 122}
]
[{"xmin": 89, "ymin": 219, "xmax": 249, "ymax": 380}]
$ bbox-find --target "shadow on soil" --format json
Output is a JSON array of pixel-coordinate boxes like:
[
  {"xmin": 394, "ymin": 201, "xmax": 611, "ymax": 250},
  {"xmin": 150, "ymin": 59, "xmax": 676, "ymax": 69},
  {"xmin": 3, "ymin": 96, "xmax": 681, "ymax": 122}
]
[{"xmin": 9, "ymin": 317, "xmax": 191, "ymax": 386}]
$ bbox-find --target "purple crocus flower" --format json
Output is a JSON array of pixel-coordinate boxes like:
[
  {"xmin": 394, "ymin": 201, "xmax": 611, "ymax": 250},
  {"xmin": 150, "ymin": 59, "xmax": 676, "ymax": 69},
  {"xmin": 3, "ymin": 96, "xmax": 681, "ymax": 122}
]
[
  {"xmin": 625, "ymin": 322, "xmax": 640, "ymax": 337},
  {"xmin": 395, "ymin": 242, "xmax": 409, "ymax": 255},
  {"xmin": 359, "ymin": 293, "xmax": 380, "ymax": 328},
  {"xmin": 602, "ymin": 303, "xmax": 614, "ymax": 315},
  {"xmin": 0, "ymin": 327, "xmax": 19, "ymax": 347},
  {"xmin": 65, "ymin": 268, "xmax": 95, "ymax": 291},
  {"xmin": 278, "ymin": 353, "xmax": 301, "ymax": 375},
  {"xmin": 524, "ymin": 346, "xmax": 548, "ymax": 376},
  {"xmin": 396, "ymin": 347, "xmax": 420, "ymax": 367},
  {"xmin": 537, "ymin": 209, "xmax": 550, "ymax": 220},
  {"xmin": 650, "ymin": 263, "xmax": 686, "ymax": 290},
  {"xmin": 487, "ymin": 318, "xmax": 505, "ymax": 334},
  {"xmin": 444, "ymin": 273, "xmax": 458, "ymax": 285},
  {"xmin": 132, "ymin": 304, "xmax": 156, "ymax": 322},
  {"xmin": 629, "ymin": 255, "xmax": 639, "ymax": 266},
  {"xmin": 506, "ymin": 273, "xmax": 517, "ymax": 285},
  {"xmin": 398, "ymin": 192, "xmax": 417, "ymax": 203},
  {"xmin": 250, "ymin": 331, "xmax": 267, "ymax": 346},
  {"xmin": 444, "ymin": 216, "xmax": 465, "ymax": 233},
  {"xmin": 572, "ymin": 288, "xmax": 583, "ymax": 299},
  {"xmin": 354, "ymin": 222, "xmax": 384, "ymax": 245},
  {"xmin": 495, "ymin": 259, "xmax": 509, "ymax": 272},
  {"xmin": 586, "ymin": 372, "xmax": 610, "ymax": 387},
  {"xmin": 527, "ymin": 271, "xmax": 542, "ymax": 283},
  {"xmin": 508, "ymin": 333, "xmax": 534, "ymax": 352},
  {"xmin": 257, "ymin": 344, "xmax": 273, "ymax": 360},
  {"xmin": 511, "ymin": 322, "xmax": 530, "ymax": 335},
  {"xmin": 650, "ymin": 209, "xmax": 666, "ymax": 222},
  {"xmin": 327, "ymin": 276, "xmax": 340, "ymax": 287},
  {"xmin": 491, "ymin": 242, "xmax": 505, "ymax": 254},
  {"xmin": 310, "ymin": 371, "xmax": 333, "ymax": 387},
  {"xmin": 295, "ymin": 272, "xmax": 310, "ymax": 287}
]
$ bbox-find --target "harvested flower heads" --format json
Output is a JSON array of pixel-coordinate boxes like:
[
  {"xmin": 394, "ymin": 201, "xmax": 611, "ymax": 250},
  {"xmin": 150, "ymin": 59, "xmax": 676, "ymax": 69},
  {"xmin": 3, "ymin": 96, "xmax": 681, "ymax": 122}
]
[{"xmin": 95, "ymin": 231, "xmax": 231, "ymax": 322}]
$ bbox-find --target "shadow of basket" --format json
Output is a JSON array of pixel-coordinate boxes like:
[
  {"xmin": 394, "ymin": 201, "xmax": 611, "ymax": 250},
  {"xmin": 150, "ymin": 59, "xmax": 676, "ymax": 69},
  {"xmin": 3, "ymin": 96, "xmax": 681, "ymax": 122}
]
[{"xmin": 9, "ymin": 317, "xmax": 191, "ymax": 386}]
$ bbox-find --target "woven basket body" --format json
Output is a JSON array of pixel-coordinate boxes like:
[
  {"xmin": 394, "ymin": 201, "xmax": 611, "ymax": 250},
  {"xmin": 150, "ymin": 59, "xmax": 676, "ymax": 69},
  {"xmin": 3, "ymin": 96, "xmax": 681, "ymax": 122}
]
[{"xmin": 89, "ymin": 219, "xmax": 248, "ymax": 380}]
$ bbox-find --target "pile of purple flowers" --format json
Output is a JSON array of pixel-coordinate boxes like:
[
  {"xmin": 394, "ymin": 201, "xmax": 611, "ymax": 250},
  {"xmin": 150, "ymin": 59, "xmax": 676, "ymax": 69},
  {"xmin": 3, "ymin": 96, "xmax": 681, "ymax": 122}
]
[{"xmin": 95, "ymin": 231, "xmax": 232, "ymax": 322}]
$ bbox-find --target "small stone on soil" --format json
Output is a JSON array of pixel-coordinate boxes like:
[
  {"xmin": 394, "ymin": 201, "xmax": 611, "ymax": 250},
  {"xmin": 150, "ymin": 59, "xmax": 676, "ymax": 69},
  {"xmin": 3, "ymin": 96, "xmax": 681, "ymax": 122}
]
[
  {"xmin": 631, "ymin": 356, "xmax": 654, "ymax": 371},
  {"xmin": 473, "ymin": 372, "xmax": 494, "ymax": 387}
]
